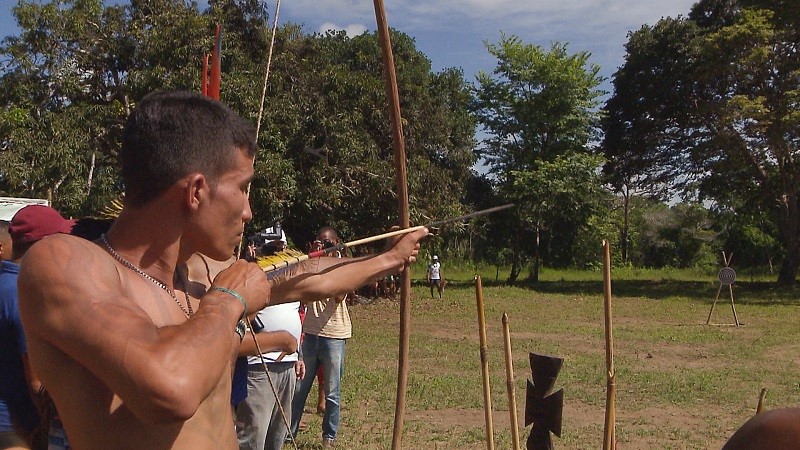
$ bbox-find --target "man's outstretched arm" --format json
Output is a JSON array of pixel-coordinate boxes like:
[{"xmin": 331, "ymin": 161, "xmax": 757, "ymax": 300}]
[{"xmin": 270, "ymin": 228, "xmax": 427, "ymax": 304}]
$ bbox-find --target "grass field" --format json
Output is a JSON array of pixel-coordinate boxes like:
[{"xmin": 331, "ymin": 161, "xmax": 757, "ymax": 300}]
[{"xmin": 290, "ymin": 264, "xmax": 800, "ymax": 449}]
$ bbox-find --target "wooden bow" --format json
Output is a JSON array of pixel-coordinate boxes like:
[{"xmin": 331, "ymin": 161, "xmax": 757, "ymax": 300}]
[{"xmin": 371, "ymin": 2, "xmax": 411, "ymax": 448}]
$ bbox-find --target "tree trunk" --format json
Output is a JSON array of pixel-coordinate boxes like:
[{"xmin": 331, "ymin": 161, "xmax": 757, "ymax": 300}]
[
  {"xmin": 530, "ymin": 226, "xmax": 540, "ymax": 283},
  {"xmin": 621, "ymin": 186, "xmax": 630, "ymax": 263},
  {"xmin": 508, "ymin": 230, "xmax": 521, "ymax": 284},
  {"xmin": 776, "ymin": 196, "xmax": 800, "ymax": 286},
  {"xmin": 778, "ymin": 244, "xmax": 800, "ymax": 285}
]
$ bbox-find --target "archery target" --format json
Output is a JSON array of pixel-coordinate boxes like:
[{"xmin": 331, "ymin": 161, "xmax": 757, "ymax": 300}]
[{"xmin": 718, "ymin": 267, "xmax": 736, "ymax": 286}]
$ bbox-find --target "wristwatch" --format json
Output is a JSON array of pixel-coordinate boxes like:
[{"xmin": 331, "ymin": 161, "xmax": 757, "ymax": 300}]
[{"xmin": 235, "ymin": 319, "xmax": 247, "ymax": 341}]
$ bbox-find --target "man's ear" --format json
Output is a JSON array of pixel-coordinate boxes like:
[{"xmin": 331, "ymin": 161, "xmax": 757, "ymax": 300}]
[{"xmin": 184, "ymin": 173, "xmax": 208, "ymax": 212}]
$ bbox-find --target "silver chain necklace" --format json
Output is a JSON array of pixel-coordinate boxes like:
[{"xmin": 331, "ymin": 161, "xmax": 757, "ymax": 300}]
[{"xmin": 100, "ymin": 234, "xmax": 194, "ymax": 318}]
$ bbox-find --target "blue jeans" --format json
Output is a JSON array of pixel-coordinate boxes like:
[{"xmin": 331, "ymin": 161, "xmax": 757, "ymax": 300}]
[{"xmin": 290, "ymin": 334, "xmax": 346, "ymax": 440}]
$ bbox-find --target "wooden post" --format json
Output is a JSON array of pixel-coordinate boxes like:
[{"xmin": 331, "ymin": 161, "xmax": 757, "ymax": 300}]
[
  {"xmin": 602, "ymin": 241, "xmax": 616, "ymax": 450},
  {"xmin": 372, "ymin": 2, "xmax": 411, "ymax": 448},
  {"xmin": 728, "ymin": 282, "xmax": 740, "ymax": 327},
  {"xmin": 756, "ymin": 387, "xmax": 768, "ymax": 414},
  {"xmin": 706, "ymin": 282, "xmax": 723, "ymax": 325},
  {"xmin": 475, "ymin": 275, "xmax": 495, "ymax": 450},
  {"xmin": 502, "ymin": 313, "xmax": 521, "ymax": 450}
]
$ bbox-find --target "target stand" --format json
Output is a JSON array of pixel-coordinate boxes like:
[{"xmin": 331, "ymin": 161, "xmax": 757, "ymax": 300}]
[{"xmin": 706, "ymin": 252, "xmax": 741, "ymax": 327}]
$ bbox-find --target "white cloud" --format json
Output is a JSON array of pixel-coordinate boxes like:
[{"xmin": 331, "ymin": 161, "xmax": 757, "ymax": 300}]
[
  {"xmin": 318, "ymin": 21, "xmax": 368, "ymax": 38},
  {"xmin": 280, "ymin": 0, "xmax": 697, "ymax": 88}
]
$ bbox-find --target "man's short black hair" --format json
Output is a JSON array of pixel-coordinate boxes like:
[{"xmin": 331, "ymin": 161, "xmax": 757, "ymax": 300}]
[
  {"xmin": 316, "ymin": 226, "xmax": 340, "ymax": 240},
  {"xmin": 120, "ymin": 90, "xmax": 257, "ymax": 206}
]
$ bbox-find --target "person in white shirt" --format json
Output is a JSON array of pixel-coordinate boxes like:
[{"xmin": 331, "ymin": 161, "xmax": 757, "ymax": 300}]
[
  {"xmin": 235, "ymin": 229, "xmax": 305, "ymax": 450},
  {"xmin": 427, "ymin": 255, "xmax": 444, "ymax": 299}
]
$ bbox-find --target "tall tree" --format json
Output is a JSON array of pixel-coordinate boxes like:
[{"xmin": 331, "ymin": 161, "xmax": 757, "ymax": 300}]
[
  {"xmin": 512, "ymin": 153, "xmax": 613, "ymax": 277},
  {"xmin": 473, "ymin": 34, "xmax": 605, "ymax": 281},
  {"xmin": 0, "ymin": 0, "xmax": 214, "ymax": 215},
  {"xmin": 255, "ymin": 29, "xmax": 476, "ymax": 244},
  {"xmin": 0, "ymin": 1, "xmax": 477, "ymax": 242},
  {"xmin": 603, "ymin": 0, "xmax": 800, "ymax": 284}
]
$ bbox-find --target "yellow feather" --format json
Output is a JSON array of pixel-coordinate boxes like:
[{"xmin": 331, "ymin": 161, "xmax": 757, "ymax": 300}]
[
  {"xmin": 99, "ymin": 197, "xmax": 124, "ymax": 219},
  {"xmin": 255, "ymin": 249, "xmax": 307, "ymax": 272}
]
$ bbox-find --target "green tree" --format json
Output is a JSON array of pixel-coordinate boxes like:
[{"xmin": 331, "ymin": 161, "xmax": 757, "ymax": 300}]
[
  {"xmin": 603, "ymin": 0, "xmax": 800, "ymax": 284},
  {"xmin": 714, "ymin": 204, "xmax": 782, "ymax": 272},
  {"xmin": 633, "ymin": 202, "xmax": 718, "ymax": 269},
  {"xmin": 473, "ymin": 34, "xmax": 605, "ymax": 282},
  {"xmin": 512, "ymin": 153, "xmax": 612, "ymax": 278},
  {"xmin": 0, "ymin": 0, "xmax": 214, "ymax": 216},
  {"xmin": 256, "ymin": 29, "xmax": 476, "ymax": 244},
  {"xmin": 0, "ymin": 0, "xmax": 477, "ymax": 241}
]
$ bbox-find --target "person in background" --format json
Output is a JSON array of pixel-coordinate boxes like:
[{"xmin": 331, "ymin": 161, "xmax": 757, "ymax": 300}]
[
  {"xmin": 240, "ymin": 237, "xmax": 257, "ymax": 263},
  {"xmin": 290, "ymin": 227, "xmax": 351, "ymax": 449},
  {"xmin": 235, "ymin": 228, "xmax": 305, "ymax": 450},
  {"xmin": 305, "ymin": 239, "xmax": 328, "ymax": 420},
  {"xmin": 427, "ymin": 254, "xmax": 444, "ymax": 299},
  {"xmin": 1, "ymin": 206, "xmax": 75, "ymax": 450},
  {"xmin": 0, "ymin": 222, "xmax": 12, "ymax": 262}
]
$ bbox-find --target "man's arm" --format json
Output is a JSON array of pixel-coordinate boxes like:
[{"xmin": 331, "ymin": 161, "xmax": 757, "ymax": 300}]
[
  {"xmin": 271, "ymin": 228, "xmax": 426, "ymax": 304},
  {"xmin": 18, "ymin": 236, "xmax": 270, "ymax": 423},
  {"xmin": 238, "ymin": 330, "xmax": 297, "ymax": 357}
]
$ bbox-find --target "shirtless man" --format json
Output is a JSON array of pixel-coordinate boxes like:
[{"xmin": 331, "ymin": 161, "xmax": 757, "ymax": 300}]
[
  {"xmin": 722, "ymin": 408, "xmax": 800, "ymax": 450},
  {"xmin": 16, "ymin": 90, "xmax": 427, "ymax": 450}
]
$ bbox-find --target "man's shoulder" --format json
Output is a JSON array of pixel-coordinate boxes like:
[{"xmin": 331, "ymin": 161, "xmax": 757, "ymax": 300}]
[
  {"xmin": 28, "ymin": 233, "xmax": 100, "ymax": 256},
  {"xmin": 20, "ymin": 234, "xmax": 114, "ymax": 291}
]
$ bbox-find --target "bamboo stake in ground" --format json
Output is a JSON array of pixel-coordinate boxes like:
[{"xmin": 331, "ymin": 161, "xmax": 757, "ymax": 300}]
[
  {"xmin": 502, "ymin": 313, "xmax": 521, "ymax": 450},
  {"xmin": 756, "ymin": 387, "xmax": 768, "ymax": 414},
  {"xmin": 475, "ymin": 275, "xmax": 495, "ymax": 450},
  {"xmin": 602, "ymin": 240, "xmax": 616, "ymax": 450}
]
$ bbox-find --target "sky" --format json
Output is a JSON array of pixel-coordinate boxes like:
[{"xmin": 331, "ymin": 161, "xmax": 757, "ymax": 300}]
[
  {"xmin": 0, "ymin": 0, "xmax": 697, "ymax": 97},
  {"xmin": 277, "ymin": 0, "xmax": 698, "ymax": 97}
]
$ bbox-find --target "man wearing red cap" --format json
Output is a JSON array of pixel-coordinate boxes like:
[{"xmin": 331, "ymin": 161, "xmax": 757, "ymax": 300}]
[{"xmin": 1, "ymin": 205, "xmax": 74, "ymax": 449}]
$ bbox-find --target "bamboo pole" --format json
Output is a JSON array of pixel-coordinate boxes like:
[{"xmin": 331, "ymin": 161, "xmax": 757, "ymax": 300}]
[
  {"xmin": 502, "ymin": 313, "xmax": 521, "ymax": 450},
  {"xmin": 475, "ymin": 275, "xmax": 495, "ymax": 450},
  {"xmin": 254, "ymin": 0, "xmax": 282, "ymax": 140},
  {"xmin": 756, "ymin": 387, "xmax": 767, "ymax": 414},
  {"xmin": 371, "ymin": 2, "xmax": 411, "ymax": 447},
  {"xmin": 728, "ymin": 282, "xmax": 740, "ymax": 327},
  {"xmin": 602, "ymin": 240, "xmax": 616, "ymax": 450}
]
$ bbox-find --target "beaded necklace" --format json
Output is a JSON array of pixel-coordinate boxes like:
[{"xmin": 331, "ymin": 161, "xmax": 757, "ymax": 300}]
[{"xmin": 100, "ymin": 234, "xmax": 194, "ymax": 318}]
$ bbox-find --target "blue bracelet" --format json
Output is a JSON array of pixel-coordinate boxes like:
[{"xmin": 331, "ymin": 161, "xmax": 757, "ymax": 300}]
[{"xmin": 211, "ymin": 287, "xmax": 248, "ymax": 321}]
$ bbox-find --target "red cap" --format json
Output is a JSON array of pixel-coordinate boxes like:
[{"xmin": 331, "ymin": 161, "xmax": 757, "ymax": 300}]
[{"xmin": 9, "ymin": 205, "xmax": 76, "ymax": 245}]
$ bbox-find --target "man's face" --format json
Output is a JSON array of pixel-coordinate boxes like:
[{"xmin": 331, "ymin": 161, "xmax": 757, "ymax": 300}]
[
  {"xmin": 317, "ymin": 230, "xmax": 339, "ymax": 245},
  {"xmin": 198, "ymin": 149, "xmax": 255, "ymax": 260},
  {"xmin": 0, "ymin": 233, "xmax": 12, "ymax": 261}
]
